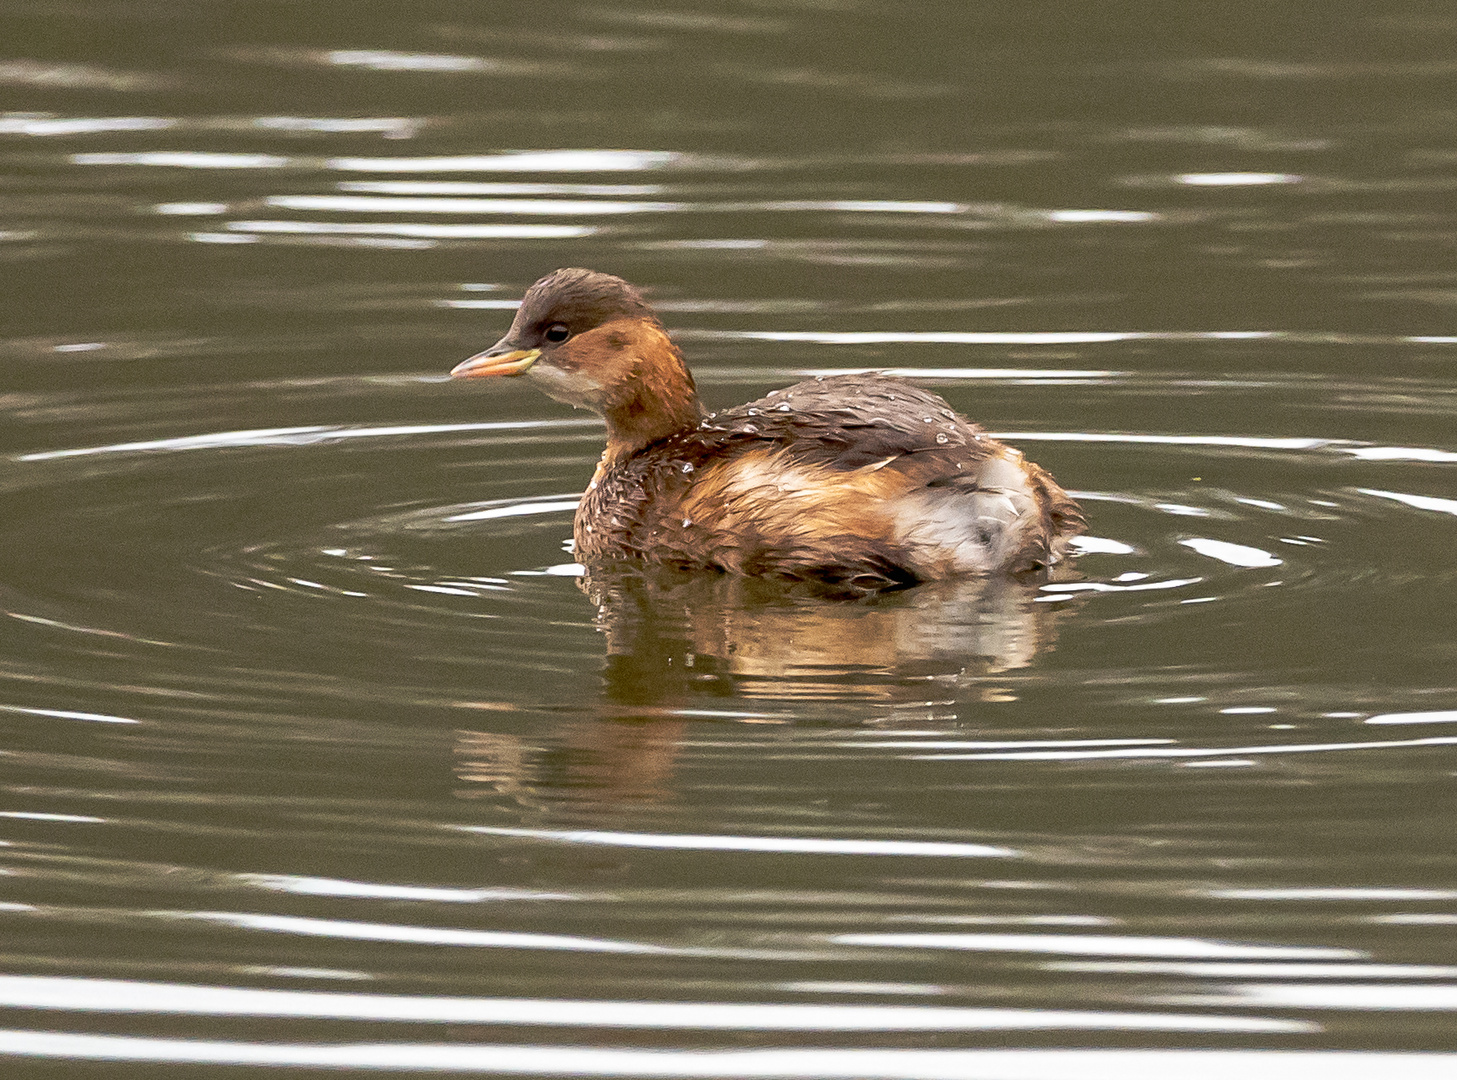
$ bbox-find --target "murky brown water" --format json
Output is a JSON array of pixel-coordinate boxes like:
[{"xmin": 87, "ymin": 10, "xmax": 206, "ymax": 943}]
[{"xmin": 2, "ymin": 1, "xmax": 1456, "ymax": 1076}]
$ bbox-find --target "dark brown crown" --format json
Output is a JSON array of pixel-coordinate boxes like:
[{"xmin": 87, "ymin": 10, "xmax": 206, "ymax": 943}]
[{"xmin": 509, "ymin": 268, "xmax": 657, "ymax": 342}]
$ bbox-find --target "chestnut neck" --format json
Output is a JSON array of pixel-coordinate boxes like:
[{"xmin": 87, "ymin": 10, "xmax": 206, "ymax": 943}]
[{"xmin": 600, "ymin": 328, "xmax": 704, "ymax": 467}]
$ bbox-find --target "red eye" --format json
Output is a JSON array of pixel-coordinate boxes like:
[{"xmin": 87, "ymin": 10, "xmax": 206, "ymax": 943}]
[{"xmin": 543, "ymin": 323, "xmax": 570, "ymax": 343}]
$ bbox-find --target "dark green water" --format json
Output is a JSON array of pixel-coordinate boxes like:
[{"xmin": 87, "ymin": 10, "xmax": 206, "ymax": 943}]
[{"xmin": 1, "ymin": 2, "xmax": 1455, "ymax": 1076}]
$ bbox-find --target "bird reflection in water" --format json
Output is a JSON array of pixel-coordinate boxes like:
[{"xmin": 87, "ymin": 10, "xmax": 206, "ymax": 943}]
[{"xmin": 454, "ymin": 564, "xmax": 1072, "ymax": 805}]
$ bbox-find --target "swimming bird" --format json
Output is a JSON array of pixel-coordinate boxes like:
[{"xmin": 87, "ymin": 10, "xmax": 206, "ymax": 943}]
[{"xmin": 451, "ymin": 268, "xmax": 1084, "ymax": 587}]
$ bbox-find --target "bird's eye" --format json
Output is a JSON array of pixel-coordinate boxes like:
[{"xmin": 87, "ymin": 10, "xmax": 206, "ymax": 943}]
[{"xmin": 543, "ymin": 323, "xmax": 570, "ymax": 344}]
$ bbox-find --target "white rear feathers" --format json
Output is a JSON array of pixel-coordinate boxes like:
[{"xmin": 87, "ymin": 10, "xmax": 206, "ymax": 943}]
[{"xmin": 892, "ymin": 450, "xmax": 1041, "ymax": 575}]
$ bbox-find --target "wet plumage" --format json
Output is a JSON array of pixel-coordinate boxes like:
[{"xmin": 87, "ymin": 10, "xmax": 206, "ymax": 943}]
[{"xmin": 452, "ymin": 268, "xmax": 1085, "ymax": 586}]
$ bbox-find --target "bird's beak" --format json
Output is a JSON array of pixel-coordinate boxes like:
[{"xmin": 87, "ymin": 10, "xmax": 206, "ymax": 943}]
[{"xmin": 450, "ymin": 341, "xmax": 541, "ymax": 378}]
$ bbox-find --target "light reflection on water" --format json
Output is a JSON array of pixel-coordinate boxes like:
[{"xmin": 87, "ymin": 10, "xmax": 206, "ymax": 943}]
[
  {"xmin": 835, "ymin": 933, "xmax": 1358, "ymax": 960},
  {"xmin": 0, "ymin": 975, "xmax": 1309, "ymax": 1032},
  {"xmin": 458, "ymin": 826, "xmax": 1015, "ymax": 858},
  {"xmin": 1164, "ymin": 984, "xmax": 1457, "ymax": 1010},
  {"xmin": 906, "ymin": 736, "xmax": 1457, "ymax": 762},
  {"xmin": 174, "ymin": 912, "xmax": 686, "ymax": 954},
  {"xmin": 328, "ymin": 151, "xmax": 683, "ymax": 173},
  {"xmin": 17, "ymin": 1039, "xmax": 1452, "ymax": 1078}
]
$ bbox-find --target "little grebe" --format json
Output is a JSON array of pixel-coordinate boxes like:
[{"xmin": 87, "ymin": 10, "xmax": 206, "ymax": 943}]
[{"xmin": 451, "ymin": 268, "xmax": 1085, "ymax": 585}]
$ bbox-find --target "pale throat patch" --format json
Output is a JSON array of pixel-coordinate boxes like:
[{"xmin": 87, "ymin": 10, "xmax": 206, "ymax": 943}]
[{"xmin": 526, "ymin": 361, "xmax": 606, "ymax": 410}]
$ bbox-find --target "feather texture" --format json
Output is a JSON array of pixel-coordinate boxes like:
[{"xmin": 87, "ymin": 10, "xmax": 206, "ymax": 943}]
[
  {"xmin": 453, "ymin": 269, "xmax": 1086, "ymax": 585},
  {"xmin": 575, "ymin": 373, "xmax": 1085, "ymax": 583}
]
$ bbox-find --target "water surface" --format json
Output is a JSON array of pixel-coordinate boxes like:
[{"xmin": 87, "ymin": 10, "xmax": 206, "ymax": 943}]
[{"xmin": 2, "ymin": 1, "xmax": 1456, "ymax": 1076}]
